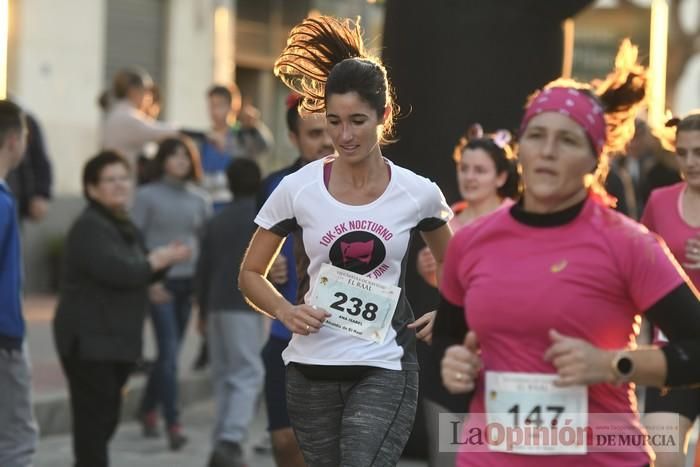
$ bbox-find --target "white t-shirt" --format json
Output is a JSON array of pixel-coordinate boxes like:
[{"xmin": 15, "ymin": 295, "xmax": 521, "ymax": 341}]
[{"xmin": 255, "ymin": 156, "xmax": 452, "ymax": 370}]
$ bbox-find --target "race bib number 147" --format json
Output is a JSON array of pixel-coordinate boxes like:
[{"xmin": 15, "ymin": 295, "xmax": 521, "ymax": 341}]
[{"xmin": 485, "ymin": 371, "xmax": 588, "ymax": 455}]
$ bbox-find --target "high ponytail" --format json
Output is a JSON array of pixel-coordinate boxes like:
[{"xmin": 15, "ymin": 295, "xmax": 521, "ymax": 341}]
[
  {"xmin": 592, "ymin": 39, "xmax": 647, "ymax": 156},
  {"xmin": 652, "ymin": 111, "xmax": 700, "ymax": 152},
  {"xmin": 592, "ymin": 39, "xmax": 647, "ymax": 205},
  {"xmin": 274, "ymin": 16, "xmax": 365, "ymax": 113},
  {"xmin": 529, "ymin": 39, "xmax": 648, "ymax": 206},
  {"xmin": 274, "ymin": 16, "xmax": 397, "ymax": 143}
]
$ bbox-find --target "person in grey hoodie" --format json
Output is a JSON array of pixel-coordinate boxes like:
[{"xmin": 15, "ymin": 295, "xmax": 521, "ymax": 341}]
[{"xmin": 131, "ymin": 136, "xmax": 211, "ymax": 450}]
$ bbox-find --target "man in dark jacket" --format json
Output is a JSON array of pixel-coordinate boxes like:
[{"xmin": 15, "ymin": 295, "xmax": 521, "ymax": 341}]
[
  {"xmin": 7, "ymin": 112, "xmax": 52, "ymax": 221},
  {"xmin": 197, "ymin": 158, "xmax": 263, "ymax": 467}
]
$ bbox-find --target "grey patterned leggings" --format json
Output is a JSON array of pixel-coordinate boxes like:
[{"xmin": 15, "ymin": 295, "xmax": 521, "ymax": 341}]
[{"xmin": 286, "ymin": 364, "xmax": 419, "ymax": 467}]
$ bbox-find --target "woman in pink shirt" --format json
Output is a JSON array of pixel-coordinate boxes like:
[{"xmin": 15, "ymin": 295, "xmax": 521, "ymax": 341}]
[
  {"xmin": 419, "ymin": 126, "xmax": 520, "ymax": 467},
  {"xmin": 642, "ymin": 112, "xmax": 700, "ymax": 467},
  {"xmin": 416, "ymin": 125, "xmax": 519, "ymax": 289},
  {"xmin": 434, "ymin": 41, "xmax": 700, "ymax": 467}
]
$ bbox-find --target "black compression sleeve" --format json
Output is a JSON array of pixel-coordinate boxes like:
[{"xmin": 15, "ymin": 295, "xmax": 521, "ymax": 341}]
[
  {"xmin": 432, "ymin": 295, "xmax": 469, "ymax": 363},
  {"xmin": 426, "ymin": 294, "xmax": 472, "ymax": 412},
  {"xmin": 645, "ymin": 283, "xmax": 700, "ymax": 387}
]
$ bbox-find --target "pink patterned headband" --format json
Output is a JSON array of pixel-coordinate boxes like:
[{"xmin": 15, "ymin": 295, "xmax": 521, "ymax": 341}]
[{"xmin": 520, "ymin": 87, "xmax": 607, "ymax": 157}]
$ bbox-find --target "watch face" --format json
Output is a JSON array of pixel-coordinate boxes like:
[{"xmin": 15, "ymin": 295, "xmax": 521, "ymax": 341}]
[{"xmin": 617, "ymin": 356, "xmax": 633, "ymax": 375}]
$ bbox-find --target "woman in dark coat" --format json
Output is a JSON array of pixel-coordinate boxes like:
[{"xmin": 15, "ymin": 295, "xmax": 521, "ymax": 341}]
[{"xmin": 53, "ymin": 151, "xmax": 190, "ymax": 467}]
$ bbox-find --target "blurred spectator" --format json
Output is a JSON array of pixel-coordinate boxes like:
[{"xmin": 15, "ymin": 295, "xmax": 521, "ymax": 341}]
[
  {"xmin": 604, "ymin": 166, "xmax": 629, "ymax": 216},
  {"xmin": 255, "ymin": 94, "xmax": 332, "ymax": 467},
  {"xmin": 196, "ymin": 158, "xmax": 264, "ymax": 467},
  {"xmin": 136, "ymin": 84, "xmax": 164, "ymax": 185},
  {"xmin": 53, "ymin": 151, "xmax": 190, "ymax": 467},
  {"xmin": 141, "ymin": 83, "xmax": 162, "ymax": 120},
  {"xmin": 614, "ymin": 119, "xmax": 681, "ymax": 218},
  {"xmin": 196, "ymin": 84, "xmax": 273, "ymax": 210},
  {"xmin": 101, "ymin": 68, "xmax": 178, "ymax": 171},
  {"xmin": 0, "ymin": 99, "xmax": 38, "ymax": 467},
  {"xmin": 642, "ymin": 149, "xmax": 682, "ymax": 205},
  {"xmin": 132, "ymin": 137, "xmax": 211, "ymax": 450},
  {"xmin": 6, "ymin": 112, "xmax": 52, "ymax": 222},
  {"xmin": 189, "ymin": 83, "xmax": 274, "ymax": 372}
]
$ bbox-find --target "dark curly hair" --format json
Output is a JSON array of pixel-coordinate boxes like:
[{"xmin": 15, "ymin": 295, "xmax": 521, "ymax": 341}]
[{"xmin": 454, "ymin": 124, "xmax": 520, "ymax": 200}]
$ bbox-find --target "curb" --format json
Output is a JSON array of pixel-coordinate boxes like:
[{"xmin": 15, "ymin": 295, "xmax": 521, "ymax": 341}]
[{"xmin": 34, "ymin": 371, "xmax": 212, "ymax": 437}]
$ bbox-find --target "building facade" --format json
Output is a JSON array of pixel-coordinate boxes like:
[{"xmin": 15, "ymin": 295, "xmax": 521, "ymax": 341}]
[{"xmin": 8, "ymin": 0, "xmax": 383, "ymax": 292}]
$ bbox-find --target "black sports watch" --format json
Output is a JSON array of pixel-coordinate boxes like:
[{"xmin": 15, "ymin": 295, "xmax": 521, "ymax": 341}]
[{"xmin": 611, "ymin": 351, "xmax": 634, "ymax": 383}]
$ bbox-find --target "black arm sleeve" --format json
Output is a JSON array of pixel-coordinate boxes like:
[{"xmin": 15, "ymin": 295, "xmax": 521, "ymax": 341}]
[
  {"xmin": 645, "ymin": 283, "xmax": 700, "ymax": 387},
  {"xmin": 433, "ymin": 295, "xmax": 469, "ymax": 360},
  {"xmin": 423, "ymin": 294, "xmax": 472, "ymax": 413}
]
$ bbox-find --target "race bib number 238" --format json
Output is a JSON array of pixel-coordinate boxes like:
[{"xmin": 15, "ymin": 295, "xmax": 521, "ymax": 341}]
[{"xmin": 309, "ymin": 263, "xmax": 400, "ymax": 344}]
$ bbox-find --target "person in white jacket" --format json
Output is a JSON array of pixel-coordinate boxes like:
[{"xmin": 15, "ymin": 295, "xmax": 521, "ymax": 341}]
[{"xmin": 101, "ymin": 68, "xmax": 178, "ymax": 170}]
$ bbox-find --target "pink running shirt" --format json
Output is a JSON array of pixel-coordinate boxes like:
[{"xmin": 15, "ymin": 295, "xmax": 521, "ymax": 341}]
[
  {"xmin": 440, "ymin": 197, "xmax": 685, "ymax": 467},
  {"xmin": 641, "ymin": 182, "xmax": 700, "ymax": 344}
]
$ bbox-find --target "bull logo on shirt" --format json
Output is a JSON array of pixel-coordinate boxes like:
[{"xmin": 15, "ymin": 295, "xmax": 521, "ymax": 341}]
[
  {"xmin": 329, "ymin": 231, "xmax": 386, "ymax": 275},
  {"xmin": 340, "ymin": 240, "xmax": 374, "ymax": 265}
]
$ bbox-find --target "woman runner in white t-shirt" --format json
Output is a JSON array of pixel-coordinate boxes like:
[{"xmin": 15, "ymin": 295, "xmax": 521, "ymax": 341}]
[{"xmin": 239, "ymin": 16, "xmax": 453, "ymax": 466}]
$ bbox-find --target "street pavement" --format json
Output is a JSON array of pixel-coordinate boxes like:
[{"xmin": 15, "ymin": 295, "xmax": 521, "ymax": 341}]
[
  {"xmin": 23, "ymin": 295, "xmax": 700, "ymax": 467},
  {"xmin": 33, "ymin": 400, "xmax": 427, "ymax": 467},
  {"xmin": 26, "ymin": 295, "xmax": 207, "ymax": 403},
  {"xmin": 26, "ymin": 295, "xmax": 211, "ymax": 437},
  {"xmin": 25, "ymin": 295, "xmax": 426, "ymax": 466}
]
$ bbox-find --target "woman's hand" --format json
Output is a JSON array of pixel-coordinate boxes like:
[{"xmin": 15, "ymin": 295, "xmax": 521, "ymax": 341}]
[
  {"xmin": 239, "ymin": 104, "xmax": 262, "ymax": 129},
  {"xmin": 268, "ymin": 254, "xmax": 289, "ymax": 285},
  {"xmin": 148, "ymin": 241, "xmax": 192, "ymax": 271},
  {"xmin": 685, "ymin": 235, "xmax": 700, "ymax": 270},
  {"xmin": 165, "ymin": 241, "xmax": 192, "ymax": 264},
  {"xmin": 441, "ymin": 331, "xmax": 481, "ymax": 394},
  {"xmin": 28, "ymin": 196, "xmax": 49, "ymax": 221},
  {"xmin": 148, "ymin": 282, "xmax": 172, "ymax": 304},
  {"xmin": 408, "ymin": 310, "xmax": 435, "ymax": 344},
  {"xmin": 277, "ymin": 304, "xmax": 331, "ymax": 336},
  {"xmin": 416, "ymin": 246, "xmax": 438, "ymax": 287},
  {"xmin": 543, "ymin": 329, "xmax": 616, "ymax": 387}
]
